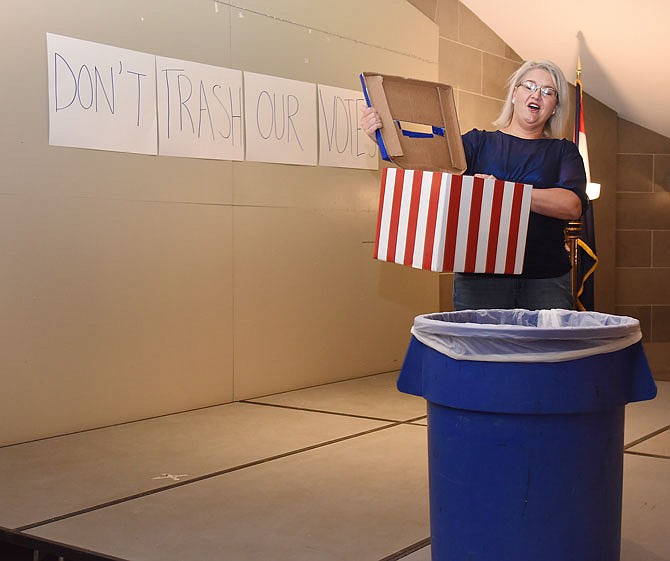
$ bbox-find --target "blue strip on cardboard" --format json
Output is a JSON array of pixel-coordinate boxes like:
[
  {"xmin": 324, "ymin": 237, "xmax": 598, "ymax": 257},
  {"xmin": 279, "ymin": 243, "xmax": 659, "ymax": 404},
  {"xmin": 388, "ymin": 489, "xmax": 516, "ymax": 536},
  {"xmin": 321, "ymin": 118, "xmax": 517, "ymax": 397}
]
[
  {"xmin": 359, "ymin": 73, "xmax": 390, "ymax": 162},
  {"xmin": 395, "ymin": 121, "xmax": 446, "ymax": 138}
]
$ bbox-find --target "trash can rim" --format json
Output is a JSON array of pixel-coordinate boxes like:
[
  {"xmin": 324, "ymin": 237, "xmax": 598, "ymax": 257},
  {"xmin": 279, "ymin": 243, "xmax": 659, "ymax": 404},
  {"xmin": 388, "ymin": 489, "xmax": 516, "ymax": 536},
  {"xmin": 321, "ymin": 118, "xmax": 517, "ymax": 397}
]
[{"xmin": 414, "ymin": 309, "xmax": 641, "ymax": 341}]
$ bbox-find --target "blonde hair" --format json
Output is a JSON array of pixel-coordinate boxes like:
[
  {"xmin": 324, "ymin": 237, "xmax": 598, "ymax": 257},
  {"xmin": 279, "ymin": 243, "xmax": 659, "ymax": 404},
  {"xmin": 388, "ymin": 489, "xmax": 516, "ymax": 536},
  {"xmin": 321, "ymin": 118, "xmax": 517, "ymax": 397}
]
[{"xmin": 493, "ymin": 60, "xmax": 569, "ymax": 139}]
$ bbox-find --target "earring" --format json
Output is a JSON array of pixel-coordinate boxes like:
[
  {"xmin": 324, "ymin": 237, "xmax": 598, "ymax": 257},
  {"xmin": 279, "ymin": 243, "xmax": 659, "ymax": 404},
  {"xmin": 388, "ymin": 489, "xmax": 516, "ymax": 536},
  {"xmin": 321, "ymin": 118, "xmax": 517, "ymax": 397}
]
[{"xmin": 512, "ymin": 99, "xmax": 515, "ymax": 104}]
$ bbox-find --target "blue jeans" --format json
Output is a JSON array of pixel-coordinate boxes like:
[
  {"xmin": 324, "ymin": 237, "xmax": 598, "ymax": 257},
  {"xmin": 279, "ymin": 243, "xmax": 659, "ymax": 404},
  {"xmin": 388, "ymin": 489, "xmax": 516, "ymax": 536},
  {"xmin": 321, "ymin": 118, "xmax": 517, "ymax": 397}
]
[{"xmin": 452, "ymin": 271, "xmax": 573, "ymax": 311}]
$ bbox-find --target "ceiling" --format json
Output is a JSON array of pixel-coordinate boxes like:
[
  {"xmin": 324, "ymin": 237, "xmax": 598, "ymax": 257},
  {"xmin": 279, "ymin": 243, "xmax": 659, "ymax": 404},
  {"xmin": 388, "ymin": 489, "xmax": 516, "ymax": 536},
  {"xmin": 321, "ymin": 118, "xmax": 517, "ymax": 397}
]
[{"xmin": 460, "ymin": 0, "xmax": 670, "ymax": 139}]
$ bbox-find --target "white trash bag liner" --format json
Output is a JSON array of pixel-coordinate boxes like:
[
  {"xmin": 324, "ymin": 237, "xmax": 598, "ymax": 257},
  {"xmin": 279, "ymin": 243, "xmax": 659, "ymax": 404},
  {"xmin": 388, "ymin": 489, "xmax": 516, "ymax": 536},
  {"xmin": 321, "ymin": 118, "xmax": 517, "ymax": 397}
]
[{"xmin": 410, "ymin": 309, "xmax": 642, "ymax": 363}]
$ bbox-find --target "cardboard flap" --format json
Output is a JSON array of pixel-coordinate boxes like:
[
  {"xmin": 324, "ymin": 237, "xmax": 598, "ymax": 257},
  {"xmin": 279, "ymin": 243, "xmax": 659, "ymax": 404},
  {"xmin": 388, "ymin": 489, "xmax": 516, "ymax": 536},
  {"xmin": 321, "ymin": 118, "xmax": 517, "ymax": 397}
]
[
  {"xmin": 361, "ymin": 73, "xmax": 467, "ymax": 173},
  {"xmin": 361, "ymin": 75, "xmax": 403, "ymax": 158}
]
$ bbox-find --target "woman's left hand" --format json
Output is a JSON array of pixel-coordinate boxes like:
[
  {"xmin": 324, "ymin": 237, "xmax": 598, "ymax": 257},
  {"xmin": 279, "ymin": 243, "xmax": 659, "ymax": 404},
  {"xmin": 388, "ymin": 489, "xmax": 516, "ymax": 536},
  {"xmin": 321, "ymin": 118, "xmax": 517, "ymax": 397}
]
[{"xmin": 360, "ymin": 106, "xmax": 382, "ymax": 141}]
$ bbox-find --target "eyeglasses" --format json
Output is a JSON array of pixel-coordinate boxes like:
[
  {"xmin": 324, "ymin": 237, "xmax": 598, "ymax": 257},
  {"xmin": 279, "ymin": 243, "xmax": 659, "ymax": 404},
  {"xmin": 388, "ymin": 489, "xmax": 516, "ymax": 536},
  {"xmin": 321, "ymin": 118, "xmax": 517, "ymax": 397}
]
[{"xmin": 517, "ymin": 80, "xmax": 558, "ymax": 99}]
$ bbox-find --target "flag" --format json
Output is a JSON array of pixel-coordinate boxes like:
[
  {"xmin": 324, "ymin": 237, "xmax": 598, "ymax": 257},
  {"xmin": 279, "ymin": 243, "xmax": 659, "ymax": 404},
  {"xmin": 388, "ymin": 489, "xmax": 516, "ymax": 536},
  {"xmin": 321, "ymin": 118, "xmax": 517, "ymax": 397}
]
[
  {"xmin": 573, "ymin": 65, "xmax": 598, "ymax": 311},
  {"xmin": 374, "ymin": 168, "xmax": 532, "ymax": 273}
]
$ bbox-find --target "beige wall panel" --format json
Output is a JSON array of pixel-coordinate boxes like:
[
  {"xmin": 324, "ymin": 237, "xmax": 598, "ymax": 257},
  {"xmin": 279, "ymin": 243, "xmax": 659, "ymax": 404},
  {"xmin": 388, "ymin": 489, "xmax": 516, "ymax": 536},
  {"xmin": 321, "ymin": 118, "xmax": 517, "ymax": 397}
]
[
  {"xmin": 617, "ymin": 155, "xmax": 654, "ymax": 192},
  {"xmin": 651, "ymin": 306, "xmax": 670, "ymax": 342},
  {"xmin": 584, "ymin": 95, "xmax": 617, "ymax": 313},
  {"xmin": 229, "ymin": 7, "xmax": 438, "ymax": 88},
  {"xmin": 2, "ymin": 1, "xmax": 232, "ymax": 63},
  {"xmin": 654, "ymin": 154, "xmax": 670, "ymax": 192},
  {"xmin": 481, "ymin": 53, "xmax": 520, "ymax": 100},
  {"xmin": 457, "ymin": 3, "xmax": 506, "ymax": 56},
  {"xmin": 457, "ymin": 91, "xmax": 502, "ymax": 133},
  {"xmin": 409, "ymin": 0, "xmax": 438, "ymax": 21},
  {"xmin": 619, "ymin": 119, "xmax": 670, "ymax": 155},
  {"xmin": 0, "ymin": 2, "xmax": 234, "ymax": 204},
  {"xmin": 616, "ymin": 306, "xmax": 652, "ymax": 342},
  {"xmin": 616, "ymin": 231, "xmax": 652, "ymax": 268},
  {"xmin": 232, "ymin": 0, "xmax": 439, "ymax": 63},
  {"xmin": 504, "ymin": 45, "xmax": 523, "ymax": 63},
  {"xmin": 2, "ymin": 147, "xmax": 234, "ymax": 205},
  {"xmin": 233, "ymin": 206, "xmax": 438, "ymax": 399},
  {"xmin": 438, "ymin": 273, "xmax": 454, "ymax": 311},
  {"xmin": 56, "ymin": 1, "xmax": 230, "ymax": 63},
  {"xmin": 652, "ymin": 230, "xmax": 670, "ymax": 267},
  {"xmin": 232, "ymin": 162, "xmax": 380, "ymax": 212},
  {"xmin": 616, "ymin": 268, "xmax": 670, "ymax": 306},
  {"xmin": 436, "ymin": 0, "xmax": 459, "ymax": 40},
  {"xmin": 439, "ymin": 39, "xmax": 481, "ymax": 92},
  {"xmin": 2, "ymin": 0, "xmax": 443, "ymax": 441},
  {"xmin": 228, "ymin": 1, "xmax": 441, "ymax": 401},
  {"xmin": 0, "ymin": 196, "xmax": 234, "ymax": 445},
  {"xmin": 617, "ymin": 193, "xmax": 670, "ymax": 230},
  {"xmin": 1, "ymin": 0, "xmax": 239, "ymax": 444},
  {"xmin": 641, "ymin": 342, "xmax": 670, "ymax": 380},
  {"xmin": 614, "ymin": 119, "xmax": 670, "ymax": 358}
]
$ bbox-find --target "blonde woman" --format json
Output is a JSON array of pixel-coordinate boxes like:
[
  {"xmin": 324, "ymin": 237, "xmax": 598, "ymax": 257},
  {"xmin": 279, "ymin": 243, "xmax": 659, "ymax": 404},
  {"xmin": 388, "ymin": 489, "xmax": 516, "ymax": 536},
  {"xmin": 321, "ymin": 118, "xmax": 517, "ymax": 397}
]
[{"xmin": 361, "ymin": 60, "xmax": 588, "ymax": 310}]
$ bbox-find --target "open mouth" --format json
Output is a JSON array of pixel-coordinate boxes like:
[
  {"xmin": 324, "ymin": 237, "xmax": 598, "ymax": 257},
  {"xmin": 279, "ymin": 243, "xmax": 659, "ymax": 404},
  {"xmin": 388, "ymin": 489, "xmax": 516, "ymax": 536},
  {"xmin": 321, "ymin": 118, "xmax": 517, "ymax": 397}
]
[{"xmin": 527, "ymin": 102, "xmax": 541, "ymax": 113}]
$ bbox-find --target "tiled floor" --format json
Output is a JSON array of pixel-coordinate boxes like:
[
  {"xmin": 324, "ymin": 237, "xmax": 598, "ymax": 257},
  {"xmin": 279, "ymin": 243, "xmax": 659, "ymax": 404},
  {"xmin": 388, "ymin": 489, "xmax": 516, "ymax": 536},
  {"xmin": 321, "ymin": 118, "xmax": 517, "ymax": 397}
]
[{"xmin": 0, "ymin": 373, "xmax": 668, "ymax": 561}]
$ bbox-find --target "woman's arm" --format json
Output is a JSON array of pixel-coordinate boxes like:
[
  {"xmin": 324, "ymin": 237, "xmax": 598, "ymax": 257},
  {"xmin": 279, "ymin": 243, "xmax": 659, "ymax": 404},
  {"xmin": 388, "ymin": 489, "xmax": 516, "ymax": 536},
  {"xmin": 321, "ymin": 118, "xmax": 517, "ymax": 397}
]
[
  {"xmin": 530, "ymin": 187, "xmax": 583, "ymax": 220},
  {"xmin": 535, "ymin": 140, "xmax": 589, "ymax": 220},
  {"xmin": 474, "ymin": 176, "xmax": 583, "ymax": 220}
]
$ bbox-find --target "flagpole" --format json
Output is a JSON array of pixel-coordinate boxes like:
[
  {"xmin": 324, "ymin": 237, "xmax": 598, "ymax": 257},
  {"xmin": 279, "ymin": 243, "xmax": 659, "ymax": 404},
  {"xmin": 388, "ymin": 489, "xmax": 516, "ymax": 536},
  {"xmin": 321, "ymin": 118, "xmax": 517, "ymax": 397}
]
[
  {"xmin": 568, "ymin": 58, "xmax": 583, "ymax": 310},
  {"xmin": 566, "ymin": 220, "xmax": 581, "ymax": 310}
]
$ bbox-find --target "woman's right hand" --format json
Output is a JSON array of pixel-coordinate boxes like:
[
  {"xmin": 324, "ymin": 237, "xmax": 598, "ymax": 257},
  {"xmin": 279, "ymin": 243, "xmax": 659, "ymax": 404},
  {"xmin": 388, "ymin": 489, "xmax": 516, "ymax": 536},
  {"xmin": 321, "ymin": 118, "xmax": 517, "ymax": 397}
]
[{"xmin": 360, "ymin": 106, "xmax": 382, "ymax": 141}]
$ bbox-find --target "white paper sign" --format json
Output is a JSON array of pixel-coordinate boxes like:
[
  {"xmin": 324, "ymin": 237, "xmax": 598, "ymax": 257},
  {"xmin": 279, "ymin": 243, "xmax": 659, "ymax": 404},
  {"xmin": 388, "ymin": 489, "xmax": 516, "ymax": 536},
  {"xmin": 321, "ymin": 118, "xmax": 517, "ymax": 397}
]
[
  {"xmin": 244, "ymin": 72, "xmax": 317, "ymax": 166},
  {"xmin": 156, "ymin": 57, "xmax": 244, "ymax": 160},
  {"xmin": 47, "ymin": 33, "xmax": 157, "ymax": 154},
  {"xmin": 317, "ymin": 85, "xmax": 378, "ymax": 169}
]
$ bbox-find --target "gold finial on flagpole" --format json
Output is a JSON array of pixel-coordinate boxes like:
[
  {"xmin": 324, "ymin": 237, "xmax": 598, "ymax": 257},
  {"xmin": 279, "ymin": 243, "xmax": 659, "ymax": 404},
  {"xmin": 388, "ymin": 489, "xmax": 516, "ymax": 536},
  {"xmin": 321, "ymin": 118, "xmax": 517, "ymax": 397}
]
[{"xmin": 576, "ymin": 56, "xmax": 582, "ymax": 82}]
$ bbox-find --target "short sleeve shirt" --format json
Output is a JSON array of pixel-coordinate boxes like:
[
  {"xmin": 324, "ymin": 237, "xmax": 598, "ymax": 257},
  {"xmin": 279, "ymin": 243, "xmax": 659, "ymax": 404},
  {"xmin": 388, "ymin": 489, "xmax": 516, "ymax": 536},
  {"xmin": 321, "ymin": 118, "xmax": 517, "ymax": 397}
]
[{"xmin": 462, "ymin": 129, "xmax": 588, "ymax": 278}]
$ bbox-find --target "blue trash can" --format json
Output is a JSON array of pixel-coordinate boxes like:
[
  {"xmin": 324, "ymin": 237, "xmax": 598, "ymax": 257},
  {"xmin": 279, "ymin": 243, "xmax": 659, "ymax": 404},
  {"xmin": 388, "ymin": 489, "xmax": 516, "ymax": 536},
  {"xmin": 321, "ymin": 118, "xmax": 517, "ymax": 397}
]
[{"xmin": 398, "ymin": 309, "xmax": 657, "ymax": 561}]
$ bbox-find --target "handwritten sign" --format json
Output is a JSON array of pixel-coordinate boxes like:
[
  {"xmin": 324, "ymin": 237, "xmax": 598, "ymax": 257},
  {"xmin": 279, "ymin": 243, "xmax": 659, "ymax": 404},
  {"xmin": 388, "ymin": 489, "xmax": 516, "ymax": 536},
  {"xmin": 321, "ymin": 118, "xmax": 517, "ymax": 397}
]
[
  {"xmin": 244, "ymin": 72, "xmax": 317, "ymax": 166},
  {"xmin": 156, "ymin": 57, "xmax": 243, "ymax": 160},
  {"xmin": 317, "ymin": 85, "xmax": 378, "ymax": 170},
  {"xmin": 47, "ymin": 33, "xmax": 157, "ymax": 154}
]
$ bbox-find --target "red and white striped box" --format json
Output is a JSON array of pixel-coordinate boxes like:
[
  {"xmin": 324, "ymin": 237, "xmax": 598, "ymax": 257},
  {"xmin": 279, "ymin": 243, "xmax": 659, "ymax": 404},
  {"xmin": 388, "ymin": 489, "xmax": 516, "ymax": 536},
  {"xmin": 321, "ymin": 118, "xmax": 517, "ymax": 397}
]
[{"xmin": 374, "ymin": 168, "xmax": 533, "ymax": 274}]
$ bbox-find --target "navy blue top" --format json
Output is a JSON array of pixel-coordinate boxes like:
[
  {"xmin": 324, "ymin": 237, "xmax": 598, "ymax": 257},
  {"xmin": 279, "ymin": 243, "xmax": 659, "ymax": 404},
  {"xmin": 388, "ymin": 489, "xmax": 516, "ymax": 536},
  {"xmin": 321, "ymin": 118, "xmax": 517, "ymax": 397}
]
[{"xmin": 462, "ymin": 129, "xmax": 588, "ymax": 279}]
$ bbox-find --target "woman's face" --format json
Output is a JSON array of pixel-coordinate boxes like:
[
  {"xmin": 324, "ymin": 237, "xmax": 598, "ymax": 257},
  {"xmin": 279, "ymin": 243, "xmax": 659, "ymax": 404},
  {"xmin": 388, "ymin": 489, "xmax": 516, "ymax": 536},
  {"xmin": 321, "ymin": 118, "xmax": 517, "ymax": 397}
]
[{"xmin": 511, "ymin": 68, "xmax": 559, "ymax": 132}]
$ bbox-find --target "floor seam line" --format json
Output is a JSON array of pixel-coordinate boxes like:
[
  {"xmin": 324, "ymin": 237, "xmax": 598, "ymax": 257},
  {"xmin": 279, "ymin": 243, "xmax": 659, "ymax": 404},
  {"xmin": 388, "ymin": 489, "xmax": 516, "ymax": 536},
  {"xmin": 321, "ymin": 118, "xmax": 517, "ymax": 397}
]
[
  {"xmin": 624, "ymin": 424, "xmax": 670, "ymax": 450},
  {"xmin": 0, "ymin": 402, "xmax": 238, "ymax": 449},
  {"xmin": 1, "ymin": 374, "xmax": 405, "ymax": 449},
  {"xmin": 14, "ymin": 422, "xmax": 404, "ymax": 532},
  {"xmin": 376, "ymin": 537, "xmax": 431, "ymax": 561},
  {"xmin": 240, "ymin": 399, "xmax": 414, "ymax": 423},
  {"xmin": 624, "ymin": 450, "xmax": 670, "ymax": 460},
  {"xmin": 243, "ymin": 370, "xmax": 401, "ymax": 402},
  {"xmin": 1, "ymin": 528, "xmax": 127, "ymax": 561}
]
